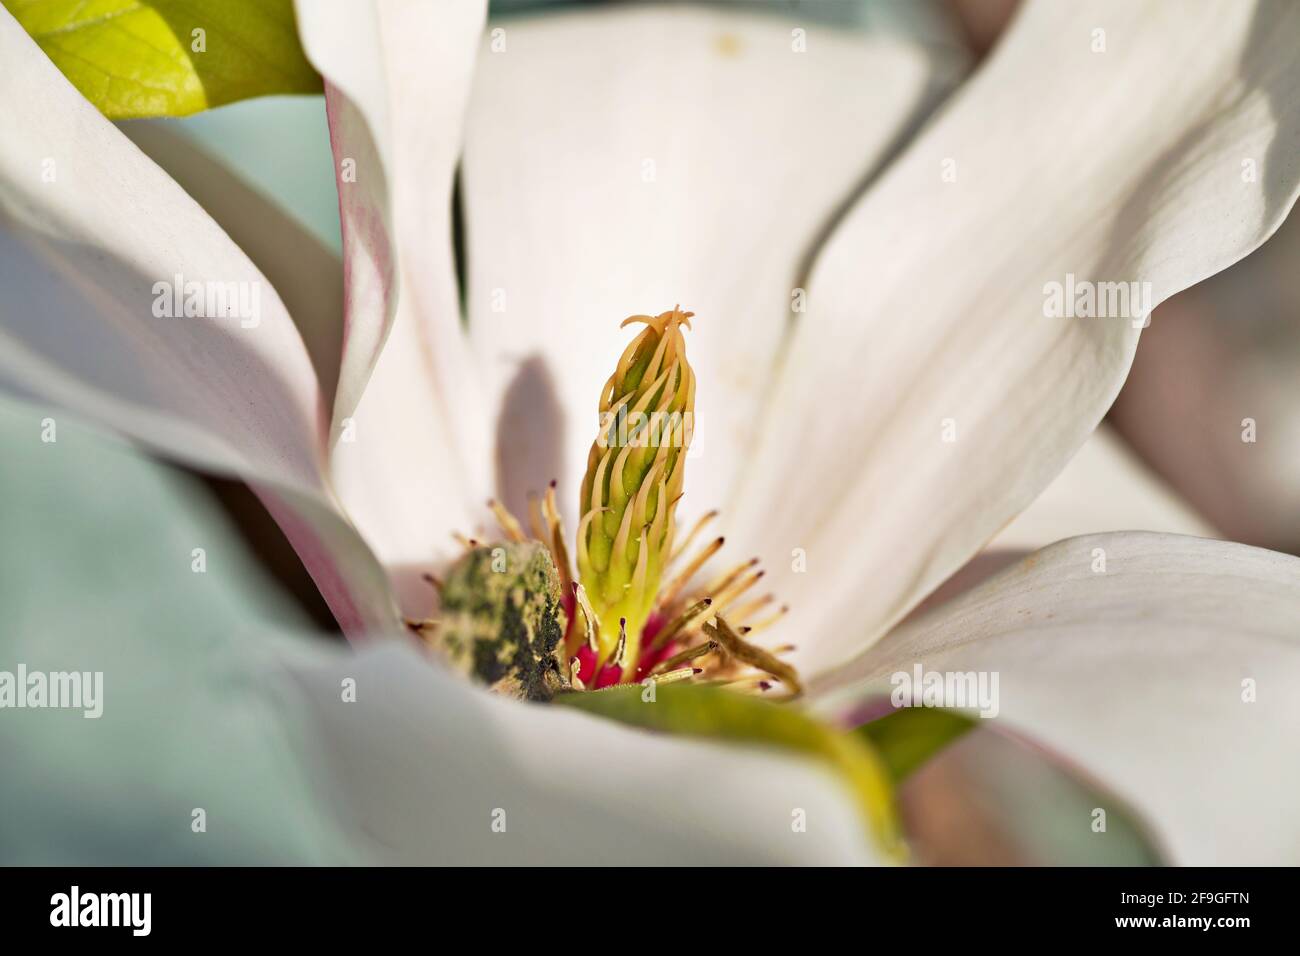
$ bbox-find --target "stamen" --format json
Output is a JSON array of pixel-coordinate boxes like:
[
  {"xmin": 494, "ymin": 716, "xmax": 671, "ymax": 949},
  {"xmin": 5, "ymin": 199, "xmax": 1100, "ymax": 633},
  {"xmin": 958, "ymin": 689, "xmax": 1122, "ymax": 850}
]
[
  {"xmin": 658, "ymin": 536, "xmax": 725, "ymax": 607},
  {"xmin": 648, "ymin": 597, "xmax": 713, "ymax": 651},
  {"xmin": 610, "ymin": 617, "xmax": 629, "ymax": 668},
  {"xmin": 526, "ymin": 492, "xmax": 546, "ymax": 542},
  {"xmin": 572, "ymin": 582, "xmax": 600, "ymax": 651},
  {"xmin": 743, "ymin": 604, "xmax": 789, "ymax": 636},
  {"xmin": 649, "ymin": 666, "xmax": 701, "ymax": 686},
  {"xmin": 729, "ymin": 593, "xmax": 775, "ymax": 624},
  {"xmin": 543, "ymin": 480, "xmax": 574, "ymax": 596},
  {"xmin": 652, "ymin": 640, "xmax": 719, "ymax": 675},
  {"xmin": 703, "ymin": 617, "xmax": 803, "ymax": 698},
  {"xmin": 712, "ymin": 569, "xmax": 764, "ymax": 616},
  {"xmin": 700, "ymin": 557, "xmax": 758, "ymax": 603},
  {"xmin": 719, "ymin": 676, "xmax": 775, "ymax": 692},
  {"xmin": 487, "ymin": 499, "xmax": 527, "ymax": 543},
  {"xmin": 669, "ymin": 509, "xmax": 719, "ymax": 566}
]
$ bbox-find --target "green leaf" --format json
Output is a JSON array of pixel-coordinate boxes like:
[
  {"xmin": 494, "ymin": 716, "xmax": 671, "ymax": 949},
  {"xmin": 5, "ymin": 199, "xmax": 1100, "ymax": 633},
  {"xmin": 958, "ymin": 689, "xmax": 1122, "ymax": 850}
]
[
  {"xmin": 555, "ymin": 682, "xmax": 906, "ymax": 860},
  {"xmin": 856, "ymin": 707, "xmax": 976, "ymax": 783},
  {"xmin": 4, "ymin": 0, "xmax": 321, "ymax": 118}
]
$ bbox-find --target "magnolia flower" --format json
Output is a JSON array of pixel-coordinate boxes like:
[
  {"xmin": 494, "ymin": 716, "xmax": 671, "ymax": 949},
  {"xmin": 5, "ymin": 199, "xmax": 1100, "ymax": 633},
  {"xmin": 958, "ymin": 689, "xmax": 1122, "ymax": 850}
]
[{"xmin": 2, "ymin": 0, "xmax": 1300, "ymax": 865}]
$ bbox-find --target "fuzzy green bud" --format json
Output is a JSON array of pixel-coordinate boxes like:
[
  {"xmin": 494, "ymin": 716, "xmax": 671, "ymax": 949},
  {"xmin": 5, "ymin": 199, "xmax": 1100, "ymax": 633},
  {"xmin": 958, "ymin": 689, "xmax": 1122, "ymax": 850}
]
[{"xmin": 433, "ymin": 541, "xmax": 568, "ymax": 701}]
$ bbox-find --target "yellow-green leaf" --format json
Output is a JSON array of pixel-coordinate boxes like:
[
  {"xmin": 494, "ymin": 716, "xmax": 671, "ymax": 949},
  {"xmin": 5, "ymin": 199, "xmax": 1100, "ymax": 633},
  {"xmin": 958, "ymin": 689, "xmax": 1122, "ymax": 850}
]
[
  {"xmin": 555, "ymin": 683, "xmax": 906, "ymax": 861},
  {"xmin": 4, "ymin": 0, "xmax": 320, "ymax": 118}
]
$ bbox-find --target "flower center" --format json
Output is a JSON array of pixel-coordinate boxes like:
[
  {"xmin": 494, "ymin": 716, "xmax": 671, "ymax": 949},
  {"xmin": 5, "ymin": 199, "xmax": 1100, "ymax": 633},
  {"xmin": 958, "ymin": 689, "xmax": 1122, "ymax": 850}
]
[{"xmin": 413, "ymin": 309, "xmax": 800, "ymax": 700}]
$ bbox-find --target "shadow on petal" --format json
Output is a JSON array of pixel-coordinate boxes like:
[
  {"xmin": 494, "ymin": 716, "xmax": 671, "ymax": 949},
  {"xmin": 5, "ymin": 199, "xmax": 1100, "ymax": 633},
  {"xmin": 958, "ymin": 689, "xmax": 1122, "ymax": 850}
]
[{"xmin": 494, "ymin": 353, "xmax": 566, "ymax": 524}]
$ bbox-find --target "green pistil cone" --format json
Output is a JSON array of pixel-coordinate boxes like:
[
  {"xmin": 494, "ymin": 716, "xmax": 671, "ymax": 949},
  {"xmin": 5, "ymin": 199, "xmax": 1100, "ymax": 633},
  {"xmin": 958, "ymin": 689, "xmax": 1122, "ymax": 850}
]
[{"xmin": 577, "ymin": 308, "xmax": 696, "ymax": 676}]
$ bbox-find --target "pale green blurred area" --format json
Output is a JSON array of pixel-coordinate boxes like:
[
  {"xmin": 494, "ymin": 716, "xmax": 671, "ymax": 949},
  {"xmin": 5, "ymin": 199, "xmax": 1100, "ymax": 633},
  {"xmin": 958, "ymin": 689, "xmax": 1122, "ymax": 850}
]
[
  {"xmin": 0, "ymin": 395, "xmax": 352, "ymax": 863},
  {"xmin": 163, "ymin": 95, "xmax": 342, "ymax": 254}
]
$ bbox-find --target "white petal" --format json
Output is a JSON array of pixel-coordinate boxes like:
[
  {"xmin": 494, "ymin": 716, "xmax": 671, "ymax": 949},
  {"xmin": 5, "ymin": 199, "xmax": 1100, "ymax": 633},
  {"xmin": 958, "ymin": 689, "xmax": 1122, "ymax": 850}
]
[
  {"xmin": 812, "ymin": 532, "xmax": 1300, "ymax": 865},
  {"xmin": 992, "ymin": 424, "xmax": 1214, "ymax": 552},
  {"xmin": 909, "ymin": 424, "xmax": 1216, "ymax": 618},
  {"xmin": 118, "ymin": 120, "xmax": 347, "ymax": 416},
  {"xmin": 295, "ymin": 0, "xmax": 492, "ymax": 592},
  {"xmin": 282, "ymin": 640, "xmax": 881, "ymax": 865},
  {"xmin": 0, "ymin": 8, "xmax": 396, "ymax": 634},
  {"xmin": 461, "ymin": 5, "xmax": 966, "ymax": 528},
  {"xmin": 730, "ymin": 0, "xmax": 1300, "ymax": 676}
]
